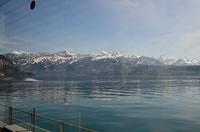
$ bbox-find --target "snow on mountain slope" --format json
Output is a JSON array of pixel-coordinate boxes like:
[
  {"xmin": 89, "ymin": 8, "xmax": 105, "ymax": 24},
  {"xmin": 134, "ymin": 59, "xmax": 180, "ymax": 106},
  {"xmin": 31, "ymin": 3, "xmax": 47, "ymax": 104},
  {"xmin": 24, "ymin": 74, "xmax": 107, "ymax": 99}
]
[
  {"xmin": 32, "ymin": 56, "xmax": 67, "ymax": 64},
  {"xmin": 92, "ymin": 51, "xmax": 138, "ymax": 62},
  {"xmin": 11, "ymin": 51, "xmax": 29, "ymax": 56},
  {"xmin": 92, "ymin": 51, "xmax": 123, "ymax": 60},
  {"xmin": 172, "ymin": 58, "xmax": 198, "ymax": 65},
  {"xmin": 4, "ymin": 51, "xmax": 200, "ymax": 66},
  {"xmin": 137, "ymin": 56, "xmax": 163, "ymax": 65},
  {"xmin": 54, "ymin": 50, "xmax": 76, "ymax": 58},
  {"xmin": 158, "ymin": 56, "xmax": 198, "ymax": 65},
  {"xmin": 158, "ymin": 56, "xmax": 177, "ymax": 65}
]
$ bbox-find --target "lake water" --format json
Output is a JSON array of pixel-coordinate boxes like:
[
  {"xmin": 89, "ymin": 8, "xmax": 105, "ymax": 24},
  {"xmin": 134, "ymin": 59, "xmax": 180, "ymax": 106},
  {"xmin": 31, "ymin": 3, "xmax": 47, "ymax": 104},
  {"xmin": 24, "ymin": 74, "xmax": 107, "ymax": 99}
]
[{"xmin": 0, "ymin": 75, "xmax": 200, "ymax": 132}]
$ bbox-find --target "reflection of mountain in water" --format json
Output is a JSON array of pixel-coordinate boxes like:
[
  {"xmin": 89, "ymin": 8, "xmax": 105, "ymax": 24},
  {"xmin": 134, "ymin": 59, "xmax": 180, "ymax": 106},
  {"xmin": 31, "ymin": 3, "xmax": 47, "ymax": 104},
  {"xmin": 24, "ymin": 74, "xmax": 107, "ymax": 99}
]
[{"xmin": 0, "ymin": 75, "xmax": 199, "ymax": 104}]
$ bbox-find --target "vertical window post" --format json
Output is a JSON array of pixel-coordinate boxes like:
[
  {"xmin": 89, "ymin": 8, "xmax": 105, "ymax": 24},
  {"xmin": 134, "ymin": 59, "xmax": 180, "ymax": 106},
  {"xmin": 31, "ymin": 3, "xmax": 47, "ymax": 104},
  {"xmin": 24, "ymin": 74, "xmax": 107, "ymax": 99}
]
[
  {"xmin": 30, "ymin": 108, "xmax": 36, "ymax": 132},
  {"xmin": 60, "ymin": 121, "xmax": 64, "ymax": 132},
  {"xmin": 8, "ymin": 106, "xmax": 13, "ymax": 124}
]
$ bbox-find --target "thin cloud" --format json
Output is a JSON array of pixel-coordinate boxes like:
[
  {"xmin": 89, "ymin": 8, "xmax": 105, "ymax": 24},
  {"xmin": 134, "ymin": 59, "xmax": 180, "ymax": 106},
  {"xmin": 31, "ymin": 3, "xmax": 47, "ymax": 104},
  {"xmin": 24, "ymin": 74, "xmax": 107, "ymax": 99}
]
[
  {"xmin": 0, "ymin": 36, "xmax": 33, "ymax": 53},
  {"xmin": 96, "ymin": 0, "xmax": 200, "ymax": 58}
]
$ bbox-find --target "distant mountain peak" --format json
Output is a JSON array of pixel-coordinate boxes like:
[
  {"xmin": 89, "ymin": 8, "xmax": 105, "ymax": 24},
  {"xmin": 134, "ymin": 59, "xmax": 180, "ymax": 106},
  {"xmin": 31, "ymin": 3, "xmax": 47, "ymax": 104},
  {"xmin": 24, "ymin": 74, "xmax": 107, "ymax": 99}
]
[
  {"xmin": 93, "ymin": 51, "xmax": 137, "ymax": 61},
  {"xmin": 55, "ymin": 50, "xmax": 76, "ymax": 57},
  {"xmin": 93, "ymin": 51, "xmax": 121, "ymax": 60},
  {"xmin": 174, "ymin": 57, "xmax": 198, "ymax": 65},
  {"xmin": 158, "ymin": 56, "xmax": 198, "ymax": 65},
  {"xmin": 12, "ymin": 50, "xmax": 28, "ymax": 55}
]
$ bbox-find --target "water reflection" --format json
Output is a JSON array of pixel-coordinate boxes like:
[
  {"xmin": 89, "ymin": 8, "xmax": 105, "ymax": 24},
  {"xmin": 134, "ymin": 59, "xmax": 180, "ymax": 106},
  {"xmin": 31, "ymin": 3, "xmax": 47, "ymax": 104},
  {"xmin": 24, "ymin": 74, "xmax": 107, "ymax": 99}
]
[
  {"xmin": 1, "ymin": 76, "xmax": 200, "ymax": 105},
  {"xmin": 0, "ymin": 75, "xmax": 200, "ymax": 131}
]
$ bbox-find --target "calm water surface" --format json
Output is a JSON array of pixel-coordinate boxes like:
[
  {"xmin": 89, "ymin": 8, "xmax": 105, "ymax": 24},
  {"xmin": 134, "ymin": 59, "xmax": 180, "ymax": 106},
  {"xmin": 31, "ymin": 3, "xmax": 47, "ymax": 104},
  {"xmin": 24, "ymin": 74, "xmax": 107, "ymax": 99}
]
[{"xmin": 0, "ymin": 75, "xmax": 200, "ymax": 132}]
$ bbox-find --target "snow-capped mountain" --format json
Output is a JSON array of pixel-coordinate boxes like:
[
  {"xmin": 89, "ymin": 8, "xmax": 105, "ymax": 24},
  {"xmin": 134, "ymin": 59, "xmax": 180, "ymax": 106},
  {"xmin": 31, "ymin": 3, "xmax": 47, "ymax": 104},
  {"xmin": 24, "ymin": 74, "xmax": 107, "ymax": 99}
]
[
  {"xmin": 3, "ymin": 50, "xmax": 200, "ymax": 75},
  {"xmin": 92, "ymin": 51, "xmax": 134, "ymax": 61},
  {"xmin": 6, "ymin": 50, "xmax": 80, "ymax": 65},
  {"xmin": 92, "ymin": 51, "xmax": 162, "ymax": 65},
  {"xmin": 11, "ymin": 51, "xmax": 29, "ymax": 55},
  {"xmin": 6, "ymin": 50, "xmax": 199, "ymax": 66},
  {"xmin": 158, "ymin": 56, "xmax": 199, "ymax": 65},
  {"xmin": 172, "ymin": 58, "xmax": 198, "ymax": 65},
  {"xmin": 158, "ymin": 56, "xmax": 177, "ymax": 65},
  {"xmin": 31, "ymin": 51, "xmax": 80, "ymax": 65}
]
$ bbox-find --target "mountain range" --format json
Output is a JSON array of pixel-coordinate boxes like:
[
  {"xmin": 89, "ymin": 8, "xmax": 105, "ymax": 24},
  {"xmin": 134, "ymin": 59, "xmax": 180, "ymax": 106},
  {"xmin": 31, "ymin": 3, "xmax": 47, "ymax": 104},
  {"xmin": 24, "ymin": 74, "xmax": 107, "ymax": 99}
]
[{"xmin": 3, "ymin": 50, "xmax": 200, "ymax": 77}]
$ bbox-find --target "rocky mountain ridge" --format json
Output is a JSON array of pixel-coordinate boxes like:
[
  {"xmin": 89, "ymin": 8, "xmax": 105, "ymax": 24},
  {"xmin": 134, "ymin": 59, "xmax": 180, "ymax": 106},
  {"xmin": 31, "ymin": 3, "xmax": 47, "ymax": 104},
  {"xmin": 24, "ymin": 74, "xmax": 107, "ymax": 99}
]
[
  {"xmin": 4, "ymin": 50, "xmax": 200, "ymax": 77},
  {"xmin": 0, "ymin": 55, "xmax": 31, "ymax": 80}
]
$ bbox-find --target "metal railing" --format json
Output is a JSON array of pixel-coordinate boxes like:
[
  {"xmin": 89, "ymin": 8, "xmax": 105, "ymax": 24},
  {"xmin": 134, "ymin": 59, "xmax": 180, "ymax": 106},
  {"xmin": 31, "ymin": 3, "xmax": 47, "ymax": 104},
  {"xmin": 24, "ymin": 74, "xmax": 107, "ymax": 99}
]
[
  {"xmin": 0, "ymin": 112, "xmax": 50, "ymax": 132},
  {"xmin": 0, "ymin": 104, "xmax": 97, "ymax": 132}
]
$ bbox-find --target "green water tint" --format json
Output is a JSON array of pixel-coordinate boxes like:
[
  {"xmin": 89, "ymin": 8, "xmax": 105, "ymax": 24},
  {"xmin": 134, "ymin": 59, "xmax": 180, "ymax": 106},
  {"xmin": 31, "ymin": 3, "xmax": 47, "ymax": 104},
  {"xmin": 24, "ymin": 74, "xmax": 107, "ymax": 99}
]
[{"xmin": 0, "ymin": 75, "xmax": 200, "ymax": 131}]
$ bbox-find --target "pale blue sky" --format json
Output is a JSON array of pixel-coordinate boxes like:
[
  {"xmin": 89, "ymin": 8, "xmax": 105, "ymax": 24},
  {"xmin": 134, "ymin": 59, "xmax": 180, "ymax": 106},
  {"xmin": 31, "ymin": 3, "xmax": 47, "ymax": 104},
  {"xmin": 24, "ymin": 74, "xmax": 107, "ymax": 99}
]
[{"xmin": 1, "ymin": 0, "xmax": 200, "ymax": 58}]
